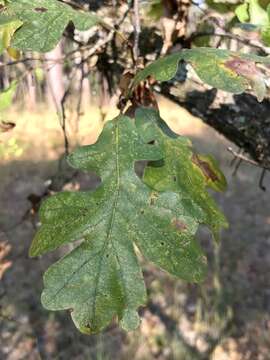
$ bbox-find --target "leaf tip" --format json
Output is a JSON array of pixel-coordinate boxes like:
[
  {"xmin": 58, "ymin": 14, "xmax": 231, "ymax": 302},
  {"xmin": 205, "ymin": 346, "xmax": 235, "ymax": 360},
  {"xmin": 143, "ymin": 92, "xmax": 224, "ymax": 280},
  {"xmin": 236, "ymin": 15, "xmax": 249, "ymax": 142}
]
[{"xmin": 120, "ymin": 309, "xmax": 141, "ymax": 332}]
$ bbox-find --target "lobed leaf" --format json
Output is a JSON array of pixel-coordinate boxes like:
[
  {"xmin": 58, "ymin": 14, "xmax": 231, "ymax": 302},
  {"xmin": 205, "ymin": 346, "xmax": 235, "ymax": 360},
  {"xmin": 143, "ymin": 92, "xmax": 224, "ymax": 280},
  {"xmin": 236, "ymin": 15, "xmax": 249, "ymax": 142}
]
[
  {"xmin": 135, "ymin": 108, "xmax": 228, "ymax": 239},
  {"xmin": 30, "ymin": 112, "xmax": 227, "ymax": 334},
  {"xmin": 133, "ymin": 47, "xmax": 270, "ymax": 100},
  {"xmin": 2, "ymin": 0, "xmax": 100, "ymax": 52}
]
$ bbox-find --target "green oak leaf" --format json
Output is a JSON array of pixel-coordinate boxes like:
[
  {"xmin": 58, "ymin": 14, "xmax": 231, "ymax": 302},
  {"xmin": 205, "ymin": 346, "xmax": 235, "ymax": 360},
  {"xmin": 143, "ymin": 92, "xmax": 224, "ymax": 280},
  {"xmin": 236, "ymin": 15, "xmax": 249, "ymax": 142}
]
[
  {"xmin": 30, "ymin": 115, "xmax": 210, "ymax": 334},
  {"xmin": 4, "ymin": 0, "xmax": 99, "ymax": 52},
  {"xmin": 133, "ymin": 48, "xmax": 270, "ymax": 99},
  {"xmin": 135, "ymin": 108, "xmax": 228, "ymax": 239}
]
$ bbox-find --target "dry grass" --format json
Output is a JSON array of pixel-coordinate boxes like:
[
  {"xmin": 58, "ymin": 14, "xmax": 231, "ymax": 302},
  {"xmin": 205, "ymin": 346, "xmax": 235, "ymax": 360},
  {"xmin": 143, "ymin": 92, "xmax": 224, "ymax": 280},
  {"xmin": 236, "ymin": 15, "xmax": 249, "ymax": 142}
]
[{"xmin": 1, "ymin": 96, "xmax": 207, "ymax": 163}]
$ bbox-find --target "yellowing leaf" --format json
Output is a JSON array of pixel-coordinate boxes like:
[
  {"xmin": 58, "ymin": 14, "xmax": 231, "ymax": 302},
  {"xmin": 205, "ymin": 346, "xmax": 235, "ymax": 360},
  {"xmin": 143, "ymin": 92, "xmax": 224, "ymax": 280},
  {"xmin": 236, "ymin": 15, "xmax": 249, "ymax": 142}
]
[
  {"xmin": 0, "ymin": 15, "xmax": 22, "ymax": 55},
  {"xmin": 6, "ymin": 46, "xmax": 20, "ymax": 59}
]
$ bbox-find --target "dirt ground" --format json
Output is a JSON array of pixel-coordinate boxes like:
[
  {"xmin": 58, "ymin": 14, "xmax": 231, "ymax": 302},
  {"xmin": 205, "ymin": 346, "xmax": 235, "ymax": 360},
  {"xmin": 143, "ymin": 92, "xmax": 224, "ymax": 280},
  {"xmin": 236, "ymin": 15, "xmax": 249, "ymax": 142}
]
[{"xmin": 0, "ymin": 98, "xmax": 270, "ymax": 360}]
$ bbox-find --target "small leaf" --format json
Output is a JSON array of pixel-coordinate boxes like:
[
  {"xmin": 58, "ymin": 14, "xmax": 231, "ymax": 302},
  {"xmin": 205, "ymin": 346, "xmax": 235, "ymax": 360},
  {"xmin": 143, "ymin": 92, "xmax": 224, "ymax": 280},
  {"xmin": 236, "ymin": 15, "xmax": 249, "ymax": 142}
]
[
  {"xmin": 247, "ymin": 0, "xmax": 268, "ymax": 26},
  {"xmin": 3, "ymin": 0, "xmax": 100, "ymax": 52},
  {"xmin": 0, "ymin": 14, "xmax": 22, "ymax": 55},
  {"xmin": 236, "ymin": 0, "xmax": 268, "ymax": 25},
  {"xmin": 235, "ymin": 0, "xmax": 270, "ymax": 46},
  {"xmin": 235, "ymin": 3, "xmax": 250, "ymax": 22}
]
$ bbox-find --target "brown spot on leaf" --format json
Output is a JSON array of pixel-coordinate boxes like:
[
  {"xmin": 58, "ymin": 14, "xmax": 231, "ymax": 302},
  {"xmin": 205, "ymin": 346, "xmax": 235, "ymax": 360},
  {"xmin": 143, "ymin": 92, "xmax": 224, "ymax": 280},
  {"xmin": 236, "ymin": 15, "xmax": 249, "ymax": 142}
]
[
  {"xmin": 171, "ymin": 218, "xmax": 187, "ymax": 231},
  {"xmin": 0, "ymin": 121, "xmax": 15, "ymax": 133},
  {"xmin": 149, "ymin": 191, "xmax": 158, "ymax": 206},
  {"xmin": 34, "ymin": 7, "xmax": 48, "ymax": 12},
  {"xmin": 224, "ymin": 57, "xmax": 259, "ymax": 78},
  {"xmin": 192, "ymin": 154, "xmax": 219, "ymax": 182},
  {"xmin": 224, "ymin": 57, "xmax": 266, "ymax": 102}
]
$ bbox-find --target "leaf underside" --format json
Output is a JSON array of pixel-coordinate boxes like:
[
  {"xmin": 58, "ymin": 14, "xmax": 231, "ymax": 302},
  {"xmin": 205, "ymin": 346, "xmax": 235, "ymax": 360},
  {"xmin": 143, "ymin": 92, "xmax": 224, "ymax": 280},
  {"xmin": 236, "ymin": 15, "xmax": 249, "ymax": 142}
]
[{"xmin": 30, "ymin": 109, "xmax": 227, "ymax": 334}]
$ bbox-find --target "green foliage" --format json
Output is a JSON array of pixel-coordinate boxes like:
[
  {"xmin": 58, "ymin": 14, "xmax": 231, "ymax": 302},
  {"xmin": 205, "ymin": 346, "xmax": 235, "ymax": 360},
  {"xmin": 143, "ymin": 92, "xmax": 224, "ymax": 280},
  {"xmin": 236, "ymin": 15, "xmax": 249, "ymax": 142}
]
[
  {"xmin": 136, "ymin": 108, "xmax": 227, "ymax": 235},
  {"xmin": 30, "ymin": 110, "xmax": 227, "ymax": 334},
  {"xmin": 133, "ymin": 47, "xmax": 270, "ymax": 101},
  {"xmin": 192, "ymin": 22, "xmax": 215, "ymax": 47},
  {"xmin": 237, "ymin": 0, "xmax": 268, "ymax": 25},
  {"xmin": 235, "ymin": 3, "xmax": 250, "ymax": 22},
  {"xmin": 2, "ymin": 0, "xmax": 99, "ymax": 52},
  {"xmin": 0, "ymin": 13, "xmax": 21, "ymax": 58},
  {"xmin": 0, "ymin": 81, "xmax": 17, "ymax": 111},
  {"xmin": 235, "ymin": 0, "xmax": 270, "ymax": 46},
  {"xmin": 146, "ymin": 0, "xmax": 164, "ymax": 20},
  {"xmin": 206, "ymin": 0, "xmax": 238, "ymax": 13}
]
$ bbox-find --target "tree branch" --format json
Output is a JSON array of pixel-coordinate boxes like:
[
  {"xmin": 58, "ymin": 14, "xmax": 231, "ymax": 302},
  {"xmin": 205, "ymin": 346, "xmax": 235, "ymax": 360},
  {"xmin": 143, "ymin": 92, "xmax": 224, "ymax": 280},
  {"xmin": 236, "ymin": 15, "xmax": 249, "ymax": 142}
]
[{"xmin": 133, "ymin": 0, "xmax": 141, "ymax": 65}]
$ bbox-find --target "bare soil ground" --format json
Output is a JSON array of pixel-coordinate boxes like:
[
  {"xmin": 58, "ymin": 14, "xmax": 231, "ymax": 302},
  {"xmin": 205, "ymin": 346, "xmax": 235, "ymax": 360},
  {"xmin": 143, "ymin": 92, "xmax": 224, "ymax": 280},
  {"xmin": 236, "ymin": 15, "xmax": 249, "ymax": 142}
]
[{"xmin": 0, "ymin": 98, "xmax": 269, "ymax": 360}]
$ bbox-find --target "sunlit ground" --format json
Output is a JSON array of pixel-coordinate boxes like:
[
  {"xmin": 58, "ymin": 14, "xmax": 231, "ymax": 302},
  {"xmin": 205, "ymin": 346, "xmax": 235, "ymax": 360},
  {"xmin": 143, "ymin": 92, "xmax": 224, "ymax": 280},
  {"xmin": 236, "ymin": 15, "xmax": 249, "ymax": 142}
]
[{"xmin": 1, "ymin": 96, "xmax": 208, "ymax": 162}]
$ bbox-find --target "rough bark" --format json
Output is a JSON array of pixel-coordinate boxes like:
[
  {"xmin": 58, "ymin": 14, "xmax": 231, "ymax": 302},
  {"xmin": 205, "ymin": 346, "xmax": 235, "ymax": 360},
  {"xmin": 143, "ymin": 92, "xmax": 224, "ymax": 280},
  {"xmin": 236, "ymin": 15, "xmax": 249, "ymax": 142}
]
[{"xmin": 160, "ymin": 85, "xmax": 270, "ymax": 170}]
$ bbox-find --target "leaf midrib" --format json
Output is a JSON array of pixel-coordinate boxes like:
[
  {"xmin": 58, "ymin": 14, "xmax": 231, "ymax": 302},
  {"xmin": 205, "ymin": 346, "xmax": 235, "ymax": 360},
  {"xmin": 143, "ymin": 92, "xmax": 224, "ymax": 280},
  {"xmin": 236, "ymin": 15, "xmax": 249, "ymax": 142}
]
[{"xmin": 90, "ymin": 123, "xmax": 122, "ymax": 324}]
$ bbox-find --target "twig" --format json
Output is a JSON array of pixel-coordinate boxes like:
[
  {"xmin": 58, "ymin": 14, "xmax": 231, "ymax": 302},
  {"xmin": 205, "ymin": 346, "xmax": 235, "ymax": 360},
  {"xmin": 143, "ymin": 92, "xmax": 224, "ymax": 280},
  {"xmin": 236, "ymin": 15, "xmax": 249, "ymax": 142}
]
[
  {"xmin": 232, "ymin": 157, "xmax": 243, "ymax": 176},
  {"xmin": 190, "ymin": 31, "xmax": 269, "ymax": 54},
  {"xmin": 0, "ymin": 28, "xmax": 121, "ymax": 70},
  {"xmin": 259, "ymin": 168, "xmax": 267, "ymax": 191},
  {"xmin": 58, "ymin": 67, "xmax": 79, "ymax": 159},
  {"xmin": 191, "ymin": 1, "xmax": 270, "ymax": 55},
  {"xmin": 133, "ymin": 0, "xmax": 141, "ymax": 65},
  {"xmin": 60, "ymin": 88, "xmax": 70, "ymax": 158},
  {"xmin": 228, "ymin": 147, "xmax": 269, "ymax": 190},
  {"xmin": 227, "ymin": 147, "xmax": 268, "ymax": 169},
  {"xmin": 75, "ymin": 60, "xmax": 85, "ymax": 135}
]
